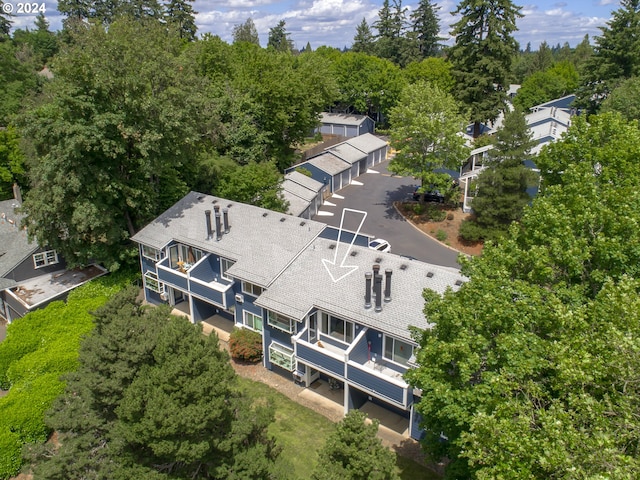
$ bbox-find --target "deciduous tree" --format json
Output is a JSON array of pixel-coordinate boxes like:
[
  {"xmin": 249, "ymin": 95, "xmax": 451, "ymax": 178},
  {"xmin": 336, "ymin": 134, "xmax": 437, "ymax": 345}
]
[
  {"xmin": 18, "ymin": 19, "xmax": 203, "ymax": 270},
  {"xmin": 449, "ymin": 0, "xmax": 522, "ymax": 137},
  {"xmin": 0, "ymin": 126, "xmax": 26, "ymax": 200},
  {"xmin": 388, "ymin": 80, "xmax": 469, "ymax": 195},
  {"xmin": 513, "ymin": 61, "xmax": 579, "ymax": 111},
  {"xmin": 216, "ymin": 161, "xmax": 289, "ymax": 212},
  {"xmin": 407, "ymin": 112, "xmax": 640, "ymax": 479}
]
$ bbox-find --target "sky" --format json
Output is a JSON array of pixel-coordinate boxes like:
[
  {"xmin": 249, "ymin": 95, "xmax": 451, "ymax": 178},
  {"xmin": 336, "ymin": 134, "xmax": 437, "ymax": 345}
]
[{"xmin": 8, "ymin": 1, "xmax": 621, "ymax": 51}]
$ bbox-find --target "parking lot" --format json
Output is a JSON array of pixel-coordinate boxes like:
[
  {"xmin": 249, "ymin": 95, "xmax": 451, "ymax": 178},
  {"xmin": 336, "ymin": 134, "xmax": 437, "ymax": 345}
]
[{"xmin": 312, "ymin": 160, "xmax": 462, "ymax": 269}]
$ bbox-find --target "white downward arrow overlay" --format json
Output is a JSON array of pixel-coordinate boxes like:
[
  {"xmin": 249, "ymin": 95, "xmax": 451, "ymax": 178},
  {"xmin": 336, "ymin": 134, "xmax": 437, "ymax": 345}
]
[{"xmin": 322, "ymin": 208, "xmax": 367, "ymax": 283}]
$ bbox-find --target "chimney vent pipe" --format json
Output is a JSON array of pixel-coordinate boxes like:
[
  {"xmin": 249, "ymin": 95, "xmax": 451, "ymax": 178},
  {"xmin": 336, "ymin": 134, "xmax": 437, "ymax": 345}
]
[
  {"xmin": 205, "ymin": 210, "xmax": 213, "ymax": 240},
  {"xmin": 384, "ymin": 269, "xmax": 392, "ymax": 303},
  {"xmin": 222, "ymin": 208, "xmax": 230, "ymax": 233},
  {"xmin": 214, "ymin": 211, "xmax": 222, "ymax": 241},
  {"xmin": 374, "ymin": 271, "xmax": 383, "ymax": 312},
  {"xmin": 364, "ymin": 272, "xmax": 372, "ymax": 309}
]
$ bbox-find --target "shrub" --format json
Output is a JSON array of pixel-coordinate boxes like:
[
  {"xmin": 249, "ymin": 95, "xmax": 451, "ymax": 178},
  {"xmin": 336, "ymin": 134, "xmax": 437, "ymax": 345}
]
[
  {"xmin": 229, "ymin": 328, "xmax": 263, "ymax": 363},
  {"xmin": 412, "ymin": 203, "xmax": 424, "ymax": 215},
  {"xmin": 458, "ymin": 219, "xmax": 485, "ymax": 242},
  {"xmin": 436, "ymin": 229, "xmax": 448, "ymax": 242},
  {"xmin": 426, "ymin": 205, "xmax": 447, "ymax": 222},
  {"xmin": 447, "ymin": 212, "xmax": 455, "ymax": 221}
]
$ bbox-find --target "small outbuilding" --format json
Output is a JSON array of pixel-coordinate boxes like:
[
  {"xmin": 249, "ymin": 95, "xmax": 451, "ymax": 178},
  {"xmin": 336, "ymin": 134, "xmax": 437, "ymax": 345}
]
[{"xmin": 316, "ymin": 112, "xmax": 375, "ymax": 138}]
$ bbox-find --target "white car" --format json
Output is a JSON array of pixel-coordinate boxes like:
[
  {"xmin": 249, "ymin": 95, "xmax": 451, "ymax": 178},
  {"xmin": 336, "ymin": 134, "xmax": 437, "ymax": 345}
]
[{"xmin": 369, "ymin": 238, "xmax": 391, "ymax": 253}]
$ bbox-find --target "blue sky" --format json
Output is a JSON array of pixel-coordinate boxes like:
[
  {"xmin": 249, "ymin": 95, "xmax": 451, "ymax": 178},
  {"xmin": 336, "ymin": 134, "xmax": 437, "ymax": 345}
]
[{"xmin": 10, "ymin": 1, "xmax": 621, "ymax": 51}]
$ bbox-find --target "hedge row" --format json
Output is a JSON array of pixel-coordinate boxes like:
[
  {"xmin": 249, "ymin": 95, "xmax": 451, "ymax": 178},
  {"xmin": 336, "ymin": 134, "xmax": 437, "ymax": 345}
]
[{"xmin": 0, "ymin": 272, "xmax": 135, "ymax": 479}]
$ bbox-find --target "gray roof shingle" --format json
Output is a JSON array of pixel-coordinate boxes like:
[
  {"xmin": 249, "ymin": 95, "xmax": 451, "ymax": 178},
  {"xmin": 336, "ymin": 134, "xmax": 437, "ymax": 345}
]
[
  {"xmin": 320, "ymin": 112, "xmax": 370, "ymax": 126},
  {"xmin": 328, "ymin": 144, "xmax": 367, "ymax": 165},
  {"xmin": 285, "ymin": 171, "xmax": 324, "ymax": 193},
  {"xmin": 255, "ymin": 237, "xmax": 464, "ymax": 342},
  {"xmin": 0, "ymin": 200, "xmax": 37, "ymax": 278},
  {"xmin": 131, "ymin": 192, "xmax": 326, "ymax": 287},
  {"xmin": 307, "ymin": 152, "xmax": 350, "ymax": 175},
  {"xmin": 345, "ymin": 133, "xmax": 388, "ymax": 154}
]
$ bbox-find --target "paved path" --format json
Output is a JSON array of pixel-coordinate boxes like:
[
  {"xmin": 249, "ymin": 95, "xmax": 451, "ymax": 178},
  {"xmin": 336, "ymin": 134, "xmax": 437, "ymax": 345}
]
[{"xmin": 313, "ymin": 160, "xmax": 461, "ymax": 269}]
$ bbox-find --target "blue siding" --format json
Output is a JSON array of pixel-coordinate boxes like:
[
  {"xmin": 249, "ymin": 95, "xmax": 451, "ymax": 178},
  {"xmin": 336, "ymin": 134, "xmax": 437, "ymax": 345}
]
[
  {"xmin": 347, "ymin": 364, "xmax": 405, "ymax": 405},
  {"xmin": 269, "ymin": 327, "xmax": 294, "ymax": 346},
  {"xmin": 140, "ymin": 255, "xmax": 157, "ymax": 274},
  {"xmin": 291, "ymin": 162, "xmax": 335, "ymax": 193},
  {"xmin": 236, "ymin": 299, "xmax": 262, "ymax": 328},
  {"xmin": 410, "ymin": 405, "xmax": 426, "ymax": 441},
  {"xmin": 366, "ymin": 330, "xmax": 383, "ymax": 357},
  {"xmin": 190, "ymin": 255, "xmax": 218, "ymax": 283},
  {"xmin": 350, "ymin": 335, "xmax": 369, "ymax": 364},
  {"xmin": 192, "ymin": 297, "xmax": 217, "ymax": 322},
  {"xmin": 157, "ymin": 268, "xmax": 188, "ymax": 290},
  {"xmin": 297, "ymin": 343, "xmax": 344, "ymax": 377},
  {"xmin": 190, "ymin": 280, "xmax": 224, "ymax": 306},
  {"xmin": 318, "ymin": 333, "xmax": 348, "ymax": 350}
]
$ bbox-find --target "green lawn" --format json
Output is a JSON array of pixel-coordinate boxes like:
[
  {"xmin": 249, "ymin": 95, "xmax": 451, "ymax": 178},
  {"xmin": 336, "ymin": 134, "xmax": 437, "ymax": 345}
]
[{"xmin": 237, "ymin": 377, "xmax": 441, "ymax": 480}]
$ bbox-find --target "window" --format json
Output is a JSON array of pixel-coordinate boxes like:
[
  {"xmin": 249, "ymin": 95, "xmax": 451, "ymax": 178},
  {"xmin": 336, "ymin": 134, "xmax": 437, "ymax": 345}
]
[
  {"xmin": 142, "ymin": 245, "xmax": 161, "ymax": 261},
  {"xmin": 243, "ymin": 310, "xmax": 263, "ymax": 332},
  {"xmin": 168, "ymin": 244, "xmax": 203, "ymax": 271},
  {"xmin": 143, "ymin": 272, "xmax": 164, "ymax": 294},
  {"xmin": 383, "ymin": 336, "xmax": 414, "ymax": 367},
  {"xmin": 269, "ymin": 343, "xmax": 295, "ymax": 371},
  {"xmin": 242, "ymin": 281, "xmax": 264, "ymax": 297},
  {"xmin": 220, "ymin": 257, "xmax": 235, "ymax": 280},
  {"xmin": 33, "ymin": 250, "xmax": 59, "ymax": 268},
  {"xmin": 267, "ymin": 311, "xmax": 295, "ymax": 333},
  {"xmin": 320, "ymin": 312, "xmax": 353, "ymax": 343}
]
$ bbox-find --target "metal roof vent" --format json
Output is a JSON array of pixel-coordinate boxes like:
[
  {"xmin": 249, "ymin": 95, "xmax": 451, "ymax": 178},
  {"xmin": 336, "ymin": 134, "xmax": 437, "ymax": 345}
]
[
  {"xmin": 350, "ymin": 251, "xmax": 358, "ymax": 257},
  {"xmin": 426, "ymin": 272, "xmax": 434, "ymax": 278},
  {"xmin": 375, "ymin": 257, "xmax": 382, "ymax": 263},
  {"xmin": 262, "ymin": 212, "xmax": 268, "ymax": 217},
  {"xmin": 455, "ymin": 279, "xmax": 463, "ymax": 286},
  {"xmin": 227, "ymin": 203, "xmax": 233, "ymax": 208},
  {"xmin": 280, "ymin": 217, "xmax": 286, "ymax": 222},
  {"xmin": 329, "ymin": 244, "xmax": 336, "ymax": 250},
  {"xmin": 212, "ymin": 199, "xmax": 218, "ymax": 204},
  {"xmin": 300, "ymin": 221, "xmax": 306, "ymax": 226},
  {"xmin": 400, "ymin": 264, "xmax": 408, "ymax": 271}
]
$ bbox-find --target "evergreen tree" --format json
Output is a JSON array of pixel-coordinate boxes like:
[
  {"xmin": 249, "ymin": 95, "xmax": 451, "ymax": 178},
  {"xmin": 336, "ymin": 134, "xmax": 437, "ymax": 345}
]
[
  {"xmin": 373, "ymin": 0, "xmax": 408, "ymax": 65},
  {"xmin": 449, "ymin": 0, "xmax": 523, "ymax": 137},
  {"xmin": 267, "ymin": 19, "xmax": 293, "ymax": 52},
  {"xmin": 164, "ymin": 0, "xmax": 197, "ymax": 41},
  {"xmin": 0, "ymin": 2, "xmax": 11, "ymax": 36},
  {"xmin": 578, "ymin": 0, "xmax": 640, "ymax": 112},
  {"xmin": 29, "ymin": 287, "xmax": 280, "ymax": 479},
  {"xmin": 410, "ymin": 0, "xmax": 442, "ymax": 59},
  {"xmin": 232, "ymin": 18, "xmax": 259, "ymax": 45},
  {"xmin": 312, "ymin": 411, "xmax": 399, "ymax": 480},
  {"xmin": 461, "ymin": 108, "xmax": 538, "ymax": 242},
  {"xmin": 352, "ymin": 17, "xmax": 375, "ymax": 55}
]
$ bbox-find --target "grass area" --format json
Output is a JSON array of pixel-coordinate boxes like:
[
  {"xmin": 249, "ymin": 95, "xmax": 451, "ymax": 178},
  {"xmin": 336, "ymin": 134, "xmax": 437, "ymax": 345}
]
[{"xmin": 237, "ymin": 377, "xmax": 441, "ymax": 480}]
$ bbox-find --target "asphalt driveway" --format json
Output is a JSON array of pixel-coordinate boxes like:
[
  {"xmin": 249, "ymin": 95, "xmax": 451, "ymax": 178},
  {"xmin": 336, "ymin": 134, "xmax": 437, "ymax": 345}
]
[{"xmin": 312, "ymin": 160, "xmax": 462, "ymax": 269}]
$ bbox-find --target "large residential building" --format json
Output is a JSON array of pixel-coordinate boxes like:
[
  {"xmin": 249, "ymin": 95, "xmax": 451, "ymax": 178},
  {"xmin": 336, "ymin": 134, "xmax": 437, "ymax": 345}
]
[{"xmin": 132, "ymin": 191, "xmax": 465, "ymax": 439}]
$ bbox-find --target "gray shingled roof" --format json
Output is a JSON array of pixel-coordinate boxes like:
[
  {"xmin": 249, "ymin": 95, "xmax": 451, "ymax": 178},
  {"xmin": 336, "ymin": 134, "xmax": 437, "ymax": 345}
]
[
  {"xmin": 328, "ymin": 144, "xmax": 367, "ymax": 165},
  {"xmin": 255, "ymin": 237, "xmax": 464, "ymax": 342},
  {"xmin": 345, "ymin": 133, "xmax": 388, "ymax": 154},
  {"xmin": 307, "ymin": 152, "xmax": 350, "ymax": 175},
  {"xmin": 281, "ymin": 178, "xmax": 317, "ymax": 202},
  {"xmin": 320, "ymin": 112, "xmax": 370, "ymax": 126},
  {"xmin": 285, "ymin": 171, "xmax": 323, "ymax": 193},
  {"xmin": 131, "ymin": 192, "xmax": 326, "ymax": 287},
  {"xmin": 0, "ymin": 200, "xmax": 37, "ymax": 278}
]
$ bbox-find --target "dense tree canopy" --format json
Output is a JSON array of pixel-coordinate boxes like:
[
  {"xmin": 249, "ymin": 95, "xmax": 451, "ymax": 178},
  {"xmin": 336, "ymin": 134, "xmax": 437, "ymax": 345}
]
[
  {"xmin": 388, "ymin": 80, "xmax": 469, "ymax": 192},
  {"xmin": 601, "ymin": 75, "xmax": 640, "ymax": 121},
  {"xmin": 513, "ymin": 61, "xmax": 579, "ymax": 111},
  {"xmin": 449, "ymin": 0, "xmax": 522, "ymax": 137},
  {"xmin": 19, "ymin": 19, "xmax": 203, "ymax": 270},
  {"xmin": 28, "ymin": 287, "xmax": 279, "ymax": 479},
  {"xmin": 407, "ymin": 112, "xmax": 640, "ymax": 479},
  {"xmin": 232, "ymin": 18, "xmax": 259, "ymax": 45}
]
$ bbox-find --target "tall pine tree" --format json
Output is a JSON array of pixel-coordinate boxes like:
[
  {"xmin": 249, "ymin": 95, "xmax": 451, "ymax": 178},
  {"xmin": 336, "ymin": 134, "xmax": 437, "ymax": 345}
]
[
  {"xmin": 410, "ymin": 0, "xmax": 442, "ymax": 59},
  {"xmin": 449, "ymin": 0, "xmax": 522, "ymax": 137},
  {"xmin": 164, "ymin": 0, "xmax": 197, "ymax": 41},
  {"xmin": 462, "ymin": 108, "xmax": 537, "ymax": 241},
  {"xmin": 352, "ymin": 18, "xmax": 376, "ymax": 55}
]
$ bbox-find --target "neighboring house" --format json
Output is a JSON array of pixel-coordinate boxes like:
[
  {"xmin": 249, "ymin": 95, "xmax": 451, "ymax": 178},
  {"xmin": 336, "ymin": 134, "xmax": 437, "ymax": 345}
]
[
  {"xmin": 0, "ymin": 198, "xmax": 107, "ymax": 322},
  {"xmin": 280, "ymin": 171, "xmax": 326, "ymax": 219},
  {"xmin": 459, "ymin": 97, "xmax": 575, "ymax": 212},
  {"xmin": 316, "ymin": 112, "xmax": 375, "ymax": 138},
  {"xmin": 132, "ymin": 191, "xmax": 466, "ymax": 440},
  {"xmin": 289, "ymin": 134, "xmax": 389, "ymax": 193}
]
